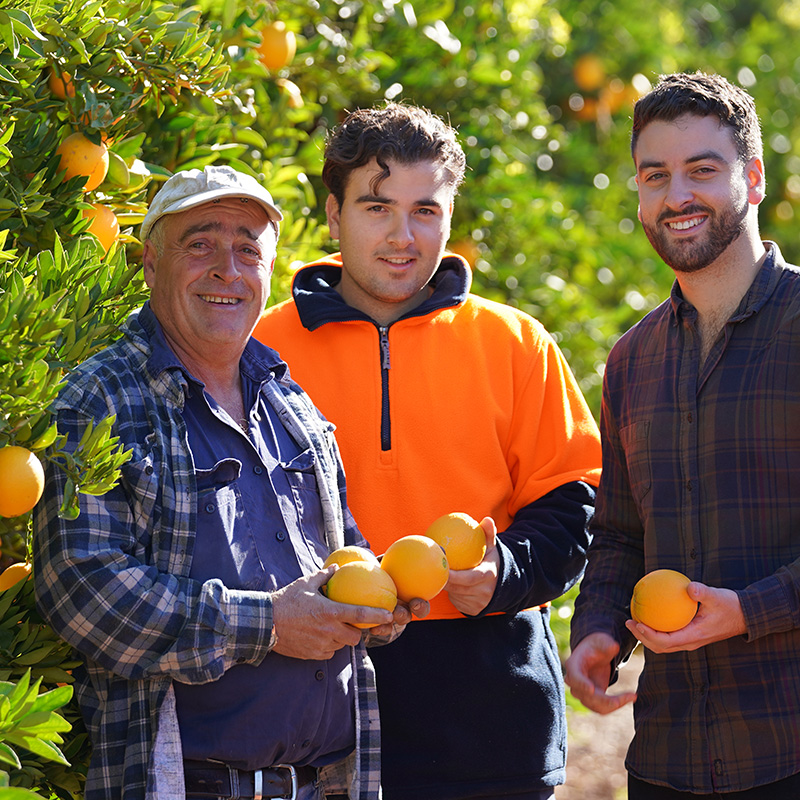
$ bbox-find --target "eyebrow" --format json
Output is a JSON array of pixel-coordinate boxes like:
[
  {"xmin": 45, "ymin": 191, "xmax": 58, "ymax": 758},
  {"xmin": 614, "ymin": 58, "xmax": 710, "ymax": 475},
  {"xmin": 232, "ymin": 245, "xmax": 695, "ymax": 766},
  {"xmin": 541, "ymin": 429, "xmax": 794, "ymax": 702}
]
[
  {"xmin": 178, "ymin": 221, "xmax": 262, "ymax": 243},
  {"xmin": 637, "ymin": 150, "xmax": 729, "ymax": 172},
  {"xmin": 355, "ymin": 193, "xmax": 444, "ymax": 209}
]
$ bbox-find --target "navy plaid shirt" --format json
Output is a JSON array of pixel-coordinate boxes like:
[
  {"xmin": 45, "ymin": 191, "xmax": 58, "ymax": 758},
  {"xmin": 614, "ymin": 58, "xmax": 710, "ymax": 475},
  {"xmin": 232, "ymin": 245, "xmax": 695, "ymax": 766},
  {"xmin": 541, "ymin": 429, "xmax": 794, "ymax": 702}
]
[
  {"xmin": 33, "ymin": 304, "xmax": 381, "ymax": 800},
  {"xmin": 572, "ymin": 243, "xmax": 800, "ymax": 793}
]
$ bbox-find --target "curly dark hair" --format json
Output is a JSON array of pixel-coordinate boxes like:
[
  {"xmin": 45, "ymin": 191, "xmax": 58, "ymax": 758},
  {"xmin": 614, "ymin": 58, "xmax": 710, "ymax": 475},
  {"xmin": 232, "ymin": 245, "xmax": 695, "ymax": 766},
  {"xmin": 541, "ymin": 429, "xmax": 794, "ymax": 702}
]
[
  {"xmin": 322, "ymin": 103, "xmax": 467, "ymax": 206},
  {"xmin": 631, "ymin": 72, "xmax": 762, "ymax": 163}
]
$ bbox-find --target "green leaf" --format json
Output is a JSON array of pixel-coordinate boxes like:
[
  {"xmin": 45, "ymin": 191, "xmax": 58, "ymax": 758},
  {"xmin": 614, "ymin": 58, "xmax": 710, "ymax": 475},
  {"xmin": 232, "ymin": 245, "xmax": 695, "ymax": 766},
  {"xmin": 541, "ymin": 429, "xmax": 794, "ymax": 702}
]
[
  {"xmin": 4, "ymin": 9, "xmax": 47, "ymax": 41},
  {"xmin": 0, "ymin": 742, "xmax": 20, "ymax": 769}
]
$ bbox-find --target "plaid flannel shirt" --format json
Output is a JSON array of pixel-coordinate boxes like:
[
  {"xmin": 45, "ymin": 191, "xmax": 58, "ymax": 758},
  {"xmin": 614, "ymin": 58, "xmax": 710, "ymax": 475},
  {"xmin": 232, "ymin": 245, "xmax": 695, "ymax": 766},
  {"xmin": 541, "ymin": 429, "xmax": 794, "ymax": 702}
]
[
  {"xmin": 33, "ymin": 303, "xmax": 381, "ymax": 800},
  {"xmin": 572, "ymin": 243, "xmax": 800, "ymax": 793}
]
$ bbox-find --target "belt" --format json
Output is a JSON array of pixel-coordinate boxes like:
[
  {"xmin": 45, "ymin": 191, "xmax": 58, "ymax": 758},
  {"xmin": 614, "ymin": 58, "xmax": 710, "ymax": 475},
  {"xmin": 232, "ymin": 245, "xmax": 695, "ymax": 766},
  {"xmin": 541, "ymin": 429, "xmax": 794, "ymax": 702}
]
[{"xmin": 184, "ymin": 760, "xmax": 317, "ymax": 800}]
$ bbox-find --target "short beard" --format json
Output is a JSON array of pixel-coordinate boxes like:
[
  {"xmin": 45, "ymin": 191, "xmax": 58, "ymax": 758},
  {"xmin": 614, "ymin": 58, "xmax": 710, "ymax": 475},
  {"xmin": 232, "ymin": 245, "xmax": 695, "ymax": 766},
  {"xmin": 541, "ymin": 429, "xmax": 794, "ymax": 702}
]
[{"xmin": 642, "ymin": 198, "xmax": 749, "ymax": 274}]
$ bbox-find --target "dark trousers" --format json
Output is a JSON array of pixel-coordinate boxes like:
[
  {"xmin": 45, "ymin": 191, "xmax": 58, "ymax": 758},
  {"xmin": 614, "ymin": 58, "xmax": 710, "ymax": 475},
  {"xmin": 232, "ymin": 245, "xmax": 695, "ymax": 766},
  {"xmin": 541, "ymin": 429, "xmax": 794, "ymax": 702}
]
[{"xmin": 629, "ymin": 772, "xmax": 800, "ymax": 799}]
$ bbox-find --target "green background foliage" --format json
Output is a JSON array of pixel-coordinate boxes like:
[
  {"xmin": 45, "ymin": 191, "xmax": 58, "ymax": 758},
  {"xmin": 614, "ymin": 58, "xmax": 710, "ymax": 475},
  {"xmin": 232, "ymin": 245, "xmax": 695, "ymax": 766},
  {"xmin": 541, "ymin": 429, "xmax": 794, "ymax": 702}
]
[{"xmin": 1, "ymin": 0, "xmax": 799, "ymax": 794}]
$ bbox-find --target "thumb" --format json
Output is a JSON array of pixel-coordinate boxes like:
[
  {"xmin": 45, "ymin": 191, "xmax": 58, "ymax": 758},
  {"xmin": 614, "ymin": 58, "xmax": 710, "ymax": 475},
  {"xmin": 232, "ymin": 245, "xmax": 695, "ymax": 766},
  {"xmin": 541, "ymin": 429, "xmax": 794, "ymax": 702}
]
[
  {"xmin": 686, "ymin": 581, "xmax": 708, "ymax": 603},
  {"xmin": 479, "ymin": 516, "xmax": 497, "ymax": 550},
  {"xmin": 308, "ymin": 565, "xmax": 337, "ymax": 592}
]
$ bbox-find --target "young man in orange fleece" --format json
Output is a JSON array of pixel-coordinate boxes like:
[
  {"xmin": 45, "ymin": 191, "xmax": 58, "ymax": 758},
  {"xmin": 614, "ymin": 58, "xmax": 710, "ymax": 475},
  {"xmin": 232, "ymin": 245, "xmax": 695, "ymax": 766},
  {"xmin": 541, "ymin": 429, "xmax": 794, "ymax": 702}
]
[{"xmin": 255, "ymin": 103, "xmax": 602, "ymax": 800}]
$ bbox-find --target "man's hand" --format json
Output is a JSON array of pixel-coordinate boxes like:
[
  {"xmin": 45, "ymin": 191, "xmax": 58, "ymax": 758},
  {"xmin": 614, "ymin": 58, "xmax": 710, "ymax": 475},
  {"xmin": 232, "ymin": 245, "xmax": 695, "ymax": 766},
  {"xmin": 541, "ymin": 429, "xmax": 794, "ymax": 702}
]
[
  {"xmin": 271, "ymin": 568, "xmax": 393, "ymax": 660},
  {"xmin": 564, "ymin": 632, "xmax": 637, "ymax": 714},
  {"xmin": 445, "ymin": 517, "xmax": 500, "ymax": 616},
  {"xmin": 626, "ymin": 582, "xmax": 746, "ymax": 653},
  {"xmin": 364, "ymin": 597, "xmax": 430, "ymax": 646}
]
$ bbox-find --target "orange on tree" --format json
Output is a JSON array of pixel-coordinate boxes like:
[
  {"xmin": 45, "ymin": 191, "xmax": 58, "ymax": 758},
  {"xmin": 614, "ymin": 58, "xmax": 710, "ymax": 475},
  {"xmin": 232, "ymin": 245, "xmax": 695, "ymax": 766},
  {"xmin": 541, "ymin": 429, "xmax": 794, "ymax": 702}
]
[
  {"xmin": 0, "ymin": 445, "xmax": 45, "ymax": 518},
  {"xmin": 380, "ymin": 535, "xmax": 449, "ymax": 602},
  {"xmin": 47, "ymin": 66, "xmax": 75, "ymax": 100},
  {"xmin": 425, "ymin": 512, "xmax": 486, "ymax": 570},
  {"xmin": 55, "ymin": 132, "xmax": 109, "ymax": 192},
  {"xmin": 82, "ymin": 202, "xmax": 120, "ymax": 253},
  {"xmin": 573, "ymin": 54, "xmax": 606, "ymax": 92},
  {"xmin": 323, "ymin": 545, "xmax": 379, "ymax": 569},
  {"xmin": 630, "ymin": 569, "xmax": 699, "ymax": 632},
  {"xmin": 256, "ymin": 21, "xmax": 297, "ymax": 71},
  {"xmin": 324, "ymin": 561, "xmax": 398, "ymax": 628},
  {"xmin": 0, "ymin": 562, "xmax": 32, "ymax": 592}
]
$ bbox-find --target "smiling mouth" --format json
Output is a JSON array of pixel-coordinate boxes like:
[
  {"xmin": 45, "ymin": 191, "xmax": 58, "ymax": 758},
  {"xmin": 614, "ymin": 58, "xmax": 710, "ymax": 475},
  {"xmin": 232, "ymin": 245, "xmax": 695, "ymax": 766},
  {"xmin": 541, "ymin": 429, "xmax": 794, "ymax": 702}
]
[
  {"xmin": 380, "ymin": 256, "xmax": 416, "ymax": 266},
  {"xmin": 199, "ymin": 295, "xmax": 241, "ymax": 305},
  {"xmin": 663, "ymin": 212, "xmax": 708, "ymax": 232}
]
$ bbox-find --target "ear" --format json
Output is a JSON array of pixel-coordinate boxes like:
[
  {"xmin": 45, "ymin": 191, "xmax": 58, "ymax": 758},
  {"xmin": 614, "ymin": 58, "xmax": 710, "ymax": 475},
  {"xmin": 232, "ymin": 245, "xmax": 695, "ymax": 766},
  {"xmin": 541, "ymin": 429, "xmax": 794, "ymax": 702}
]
[
  {"xmin": 637, "ymin": 204, "xmax": 643, "ymax": 223},
  {"xmin": 746, "ymin": 156, "xmax": 765, "ymax": 205},
  {"xmin": 325, "ymin": 194, "xmax": 341, "ymax": 240},
  {"xmin": 142, "ymin": 240, "xmax": 157, "ymax": 289}
]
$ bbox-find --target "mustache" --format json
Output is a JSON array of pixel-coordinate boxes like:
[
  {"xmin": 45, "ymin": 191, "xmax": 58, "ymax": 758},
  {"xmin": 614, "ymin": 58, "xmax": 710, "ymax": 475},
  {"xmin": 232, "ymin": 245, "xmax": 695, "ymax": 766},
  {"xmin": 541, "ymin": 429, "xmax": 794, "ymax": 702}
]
[{"xmin": 657, "ymin": 205, "xmax": 712, "ymax": 224}]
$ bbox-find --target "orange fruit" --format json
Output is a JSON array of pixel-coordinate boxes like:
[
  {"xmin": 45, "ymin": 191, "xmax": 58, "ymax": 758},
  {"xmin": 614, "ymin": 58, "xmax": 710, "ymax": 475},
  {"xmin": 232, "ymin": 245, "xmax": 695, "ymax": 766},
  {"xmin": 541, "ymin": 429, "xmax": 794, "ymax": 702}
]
[
  {"xmin": 0, "ymin": 562, "xmax": 32, "ymax": 592},
  {"xmin": 55, "ymin": 132, "xmax": 109, "ymax": 192},
  {"xmin": 324, "ymin": 561, "xmax": 398, "ymax": 628},
  {"xmin": 82, "ymin": 203, "xmax": 120, "ymax": 252},
  {"xmin": 425, "ymin": 512, "xmax": 486, "ymax": 570},
  {"xmin": 573, "ymin": 54, "xmax": 606, "ymax": 91},
  {"xmin": 323, "ymin": 545, "xmax": 379, "ymax": 569},
  {"xmin": 380, "ymin": 535, "xmax": 449, "ymax": 602},
  {"xmin": 0, "ymin": 445, "xmax": 45, "ymax": 517},
  {"xmin": 630, "ymin": 569, "xmax": 698, "ymax": 632},
  {"xmin": 256, "ymin": 21, "xmax": 297, "ymax": 71},
  {"xmin": 47, "ymin": 67, "xmax": 75, "ymax": 100}
]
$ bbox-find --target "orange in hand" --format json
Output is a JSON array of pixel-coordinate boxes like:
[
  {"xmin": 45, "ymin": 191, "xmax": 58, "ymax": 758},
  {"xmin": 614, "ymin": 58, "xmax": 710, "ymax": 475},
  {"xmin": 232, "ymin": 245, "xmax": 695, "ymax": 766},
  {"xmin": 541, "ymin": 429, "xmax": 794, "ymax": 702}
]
[
  {"xmin": 630, "ymin": 569, "xmax": 698, "ymax": 632},
  {"xmin": 380, "ymin": 535, "xmax": 449, "ymax": 602},
  {"xmin": 425, "ymin": 512, "xmax": 486, "ymax": 570},
  {"xmin": 324, "ymin": 561, "xmax": 397, "ymax": 628}
]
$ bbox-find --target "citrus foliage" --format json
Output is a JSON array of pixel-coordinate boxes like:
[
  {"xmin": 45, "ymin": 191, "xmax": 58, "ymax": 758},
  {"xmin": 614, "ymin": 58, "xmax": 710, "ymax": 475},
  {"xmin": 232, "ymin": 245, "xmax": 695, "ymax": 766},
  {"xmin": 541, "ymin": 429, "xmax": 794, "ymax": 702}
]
[{"xmin": 1, "ymin": 0, "xmax": 800, "ymax": 793}]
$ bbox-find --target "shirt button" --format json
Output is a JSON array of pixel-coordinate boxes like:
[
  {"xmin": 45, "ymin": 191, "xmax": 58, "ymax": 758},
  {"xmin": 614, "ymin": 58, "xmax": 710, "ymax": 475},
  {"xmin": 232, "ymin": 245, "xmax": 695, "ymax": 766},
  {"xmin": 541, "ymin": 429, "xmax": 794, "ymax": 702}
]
[
  {"xmin": 302, "ymin": 739, "xmax": 311, "ymax": 748},
  {"xmin": 205, "ymin": 503, "xmax": 216, "ymax": 513},
  {"xmin": 276, "ymin": 531, "xmax": 286, "ymax": 541},
  {"xmin": 687, "ymin": 412, "xmax": 693, "ymax": 423},
  {"xmin": 145, "ymin": 465, "xmax": 154, "ymax": 475},
  {"xmin": 253, "ymin": 465, "xmax": 264, "ymax": 475},
  {"xmin": 315, "ymin": 670, "xmax": 324, "ymax": 681}
]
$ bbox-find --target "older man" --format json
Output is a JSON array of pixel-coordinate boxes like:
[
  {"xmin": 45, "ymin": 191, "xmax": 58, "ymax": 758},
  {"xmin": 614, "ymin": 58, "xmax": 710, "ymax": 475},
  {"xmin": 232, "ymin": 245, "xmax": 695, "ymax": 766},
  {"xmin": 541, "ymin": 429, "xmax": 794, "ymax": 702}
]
[{"xmin": 34, "ymin": 165, "xmax": 414, "ymax": 800}]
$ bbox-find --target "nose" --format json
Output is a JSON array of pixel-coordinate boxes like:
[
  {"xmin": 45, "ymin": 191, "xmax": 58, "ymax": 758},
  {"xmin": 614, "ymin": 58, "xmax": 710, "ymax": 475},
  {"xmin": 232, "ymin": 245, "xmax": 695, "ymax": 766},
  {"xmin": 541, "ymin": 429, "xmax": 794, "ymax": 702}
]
[
  {"xmin": 387, "ymin": 214, "xmax": 414, "ymax": 248},
  {"xmin": 211, "ymin": 247, "xmax": 242, "ymax": 282},
  {"xmin": 664, "ymin": 174, "xmax": 695, "ymax": 211}
]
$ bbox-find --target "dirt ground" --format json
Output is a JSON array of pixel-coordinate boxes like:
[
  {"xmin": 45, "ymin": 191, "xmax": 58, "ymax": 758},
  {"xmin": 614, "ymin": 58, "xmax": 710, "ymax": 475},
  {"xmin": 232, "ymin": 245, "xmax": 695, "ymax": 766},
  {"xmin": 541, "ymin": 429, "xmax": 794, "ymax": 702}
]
[{"xmin": 556, "ymin": 650, "xmax": 644, "ymax": 800}]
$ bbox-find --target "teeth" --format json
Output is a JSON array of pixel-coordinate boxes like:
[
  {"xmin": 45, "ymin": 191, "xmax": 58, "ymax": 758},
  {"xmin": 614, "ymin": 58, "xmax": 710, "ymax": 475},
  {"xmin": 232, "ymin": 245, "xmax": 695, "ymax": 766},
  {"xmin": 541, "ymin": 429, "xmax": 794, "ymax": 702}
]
[
  {"xmin": 384, "ymin": 258, "xmax": 412, "ymax": 264},
  {"xmin": 668, "ymin": 217, "xmax": 703, "ymax": 231},
  {"xmin": 200, "ymin": 295, "xmax": 239, "ymax": 304}
]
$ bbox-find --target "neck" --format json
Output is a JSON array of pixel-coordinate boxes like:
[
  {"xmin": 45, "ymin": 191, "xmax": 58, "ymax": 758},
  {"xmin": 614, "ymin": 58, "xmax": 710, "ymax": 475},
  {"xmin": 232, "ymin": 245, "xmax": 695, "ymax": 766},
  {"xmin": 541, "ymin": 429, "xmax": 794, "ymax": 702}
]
[
  {"xmin": 163, "ymin": 331, "xmax": 243, "ymax": 401},
  {"xmin": 675, "ymin": 234, "xmax": 767, "ymax": 319}
]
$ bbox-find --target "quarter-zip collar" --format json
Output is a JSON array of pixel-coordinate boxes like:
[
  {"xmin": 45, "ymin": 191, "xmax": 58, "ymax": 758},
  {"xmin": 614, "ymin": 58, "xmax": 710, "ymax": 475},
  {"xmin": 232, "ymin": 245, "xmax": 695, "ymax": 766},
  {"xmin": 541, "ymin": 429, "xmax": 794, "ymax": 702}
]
[{"xmin": 290, "ymin": 253, "xmax": 471, "ymax": 331}]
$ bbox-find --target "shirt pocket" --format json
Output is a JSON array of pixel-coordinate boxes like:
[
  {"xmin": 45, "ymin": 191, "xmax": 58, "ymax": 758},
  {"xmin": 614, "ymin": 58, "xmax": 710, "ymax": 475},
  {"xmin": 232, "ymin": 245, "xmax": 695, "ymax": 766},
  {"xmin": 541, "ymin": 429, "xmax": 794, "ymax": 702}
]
[
  {"xmin": 195, "ymin": 459, "xmax": 265, "ymax": 590},
  {"xmin": 620, "ymin": 420, "xmax": 652, "ymax": 503},
  {"xmin": 282, "ymin": 449, "xmax": 326, "ymax": 561},
  {"xmin": 119, "ymin": 443, "xmax": 159, "ymax": 550}
]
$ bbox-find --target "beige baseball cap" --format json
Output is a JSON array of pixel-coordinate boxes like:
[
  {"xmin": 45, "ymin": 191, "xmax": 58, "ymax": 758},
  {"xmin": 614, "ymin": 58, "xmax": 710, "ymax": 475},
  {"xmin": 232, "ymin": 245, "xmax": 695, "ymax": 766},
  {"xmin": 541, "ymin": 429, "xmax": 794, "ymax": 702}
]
[{"xmin": 140, "ymin": 164, "xmax": 283, "ymax": 240}]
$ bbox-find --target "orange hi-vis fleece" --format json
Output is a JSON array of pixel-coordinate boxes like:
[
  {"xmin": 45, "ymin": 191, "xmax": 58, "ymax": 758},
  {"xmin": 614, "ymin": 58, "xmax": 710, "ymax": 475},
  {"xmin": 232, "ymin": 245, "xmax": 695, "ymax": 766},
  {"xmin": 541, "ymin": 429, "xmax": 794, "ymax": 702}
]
[{"xmin": 255, "ymin": 254, "xmax": 602, "ymax": 620}]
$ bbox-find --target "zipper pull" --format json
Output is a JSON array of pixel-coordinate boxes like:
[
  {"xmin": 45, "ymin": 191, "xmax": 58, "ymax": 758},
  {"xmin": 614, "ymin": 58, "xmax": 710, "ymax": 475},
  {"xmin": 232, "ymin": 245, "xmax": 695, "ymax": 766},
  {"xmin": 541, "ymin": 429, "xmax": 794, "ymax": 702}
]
[{"xmin": 379, "ymin": 326, "xmax": 391, "ymax": 369}]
